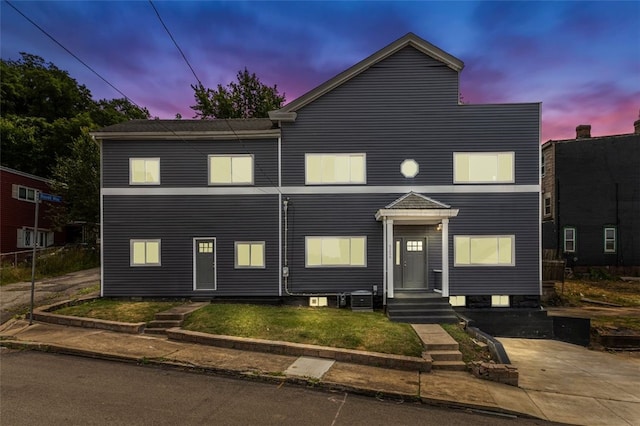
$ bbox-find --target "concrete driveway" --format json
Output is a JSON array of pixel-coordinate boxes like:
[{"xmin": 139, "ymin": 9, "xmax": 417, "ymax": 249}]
[
  {"xmin": 499, "ymin": 338, "xmax": 640, "ymax": 426},
  {"xmin": 0, "ymin": 267, "xmax": 100, "ymax": 324}
]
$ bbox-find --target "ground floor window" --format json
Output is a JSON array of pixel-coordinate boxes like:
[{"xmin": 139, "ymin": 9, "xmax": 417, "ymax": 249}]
[
  {"xmin": 235, "ymin": 241, "xmax": 265, "ymax": 268},
  {"xmin": 305, "ymin": 236, "xmax": 366, "ymax": 267},
  {"xmin": 454, "ymin": 235, "xmax": 514, "ymax": 266},
  {"xmin": 130, "ymin": 239, "xmax": 161, "ymax": 266},
  {"xmin": 604, "ymin": 227, "xmax": 616, "ymax": 253},
  {"xmin": 563, "ymin": 227, "xmax": 576, "ymax": 253},
  {"xmin": 17, "ymin": 228, "xmax": 54, "ymax": 249}
]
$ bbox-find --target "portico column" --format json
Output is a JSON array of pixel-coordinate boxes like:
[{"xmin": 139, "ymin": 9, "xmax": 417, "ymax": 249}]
[
  {"xmin": 441, "ymin": 218, "xmax": 449, "ymax": 297},
  {"xmin": 386, "ymin": 219, "xmax": 394, "ymax": 299}
]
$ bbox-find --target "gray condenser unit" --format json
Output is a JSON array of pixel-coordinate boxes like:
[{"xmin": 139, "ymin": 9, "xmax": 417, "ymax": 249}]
[{"xmin": 350, "ymin": 290, "xmax": 373, "ymax": 312}]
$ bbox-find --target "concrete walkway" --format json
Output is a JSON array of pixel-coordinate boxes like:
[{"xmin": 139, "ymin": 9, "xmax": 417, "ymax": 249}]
[{"xmin": 499, "ymin": 338, "xmax": 640, "ymax": 426}]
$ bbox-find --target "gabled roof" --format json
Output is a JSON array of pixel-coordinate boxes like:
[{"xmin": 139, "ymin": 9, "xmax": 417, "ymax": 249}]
[
  {"xmin": 385, "ymin": 192, "xmax": 451, "ymax": 210},
  {"xmin": 270, "ymin": 32, "xmax": 463, "ymax": 121},
  {"xmin": 91, "ymin": 118, "xmax": 279, "ymax": 140}
]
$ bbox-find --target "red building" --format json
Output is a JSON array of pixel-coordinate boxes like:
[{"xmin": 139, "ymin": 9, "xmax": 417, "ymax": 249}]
[{"xmin": 0, "ymin": 166, "xmax": 64, "ymax": 254}]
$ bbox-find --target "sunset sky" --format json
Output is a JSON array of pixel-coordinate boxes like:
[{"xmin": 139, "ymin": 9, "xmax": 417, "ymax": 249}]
[{"xmin": 2, "ymin": 0, "xmax": 639, "ymax": 141}]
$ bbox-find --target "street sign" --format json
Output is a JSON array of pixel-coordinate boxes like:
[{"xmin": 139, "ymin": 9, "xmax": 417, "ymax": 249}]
[{"xmin": 39, "ymin": 193, "xmax": 62, "ymax": 203}]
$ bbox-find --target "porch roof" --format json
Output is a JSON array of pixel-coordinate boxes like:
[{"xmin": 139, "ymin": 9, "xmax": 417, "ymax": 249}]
[{"xmin": 375, "ymin": 192, "xmax": 459, "ymax": 224}]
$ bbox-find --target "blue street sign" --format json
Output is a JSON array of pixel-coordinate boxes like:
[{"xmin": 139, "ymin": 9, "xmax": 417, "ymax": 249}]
[{"xmin": 39, "ymin": 192, "xmax": 62, "ymax": 203}]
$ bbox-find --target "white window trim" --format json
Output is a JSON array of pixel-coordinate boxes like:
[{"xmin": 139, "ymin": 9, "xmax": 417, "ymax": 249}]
[
  {"xmin": 453, "ymin": 152, "xmax": 515, "ymax": 184},
  {"xmin": 305, "ymin": 236, "xmax": 367, "ymax": 268},
  {"xmin": 604, "ymin": 227, "xmax": 616, "ymax": 253},
  {"xmin": 129, "ymin": 158, "xmax": 160, "ymax": 185},
  {"xmin": 17, "ymin": 227, "xmax": 54, "ymax": 249},
  {"xmin": 12, "ymin": 184, "xmax": 38, "ymax": 203},
  {"xmin": 130, "ymin": 239, "xmax": 161, "ymax": 266},
  {"xmin": 234, "ymin": 241, "xmax": 266, "ymax": 269},
  {"xmin": 454, "ymin": 235, "xmax": 515, "ymax": 267},
  {"xmin": 208, "ymin": 154, "xmax": 254, "ymax": 185},
  {"xmin": 491, "ymin": 295, "xmax": 510, "ymax": 307},
  {"xmin": 305, "ymin": 153, "xmax": 367, "ymax": 185},
  {"xmin": 563, "ymin": 227, "xmax": 576, "ymax": 253}
]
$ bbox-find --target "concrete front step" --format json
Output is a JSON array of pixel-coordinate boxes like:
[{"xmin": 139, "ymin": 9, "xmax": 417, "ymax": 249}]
[
  {"xmin": 427, "ymin": 350, "xmax": 463, "ymax": 361},
  {"xmin": 146, "ymin": 320, "xmax": 182, "ymax": 329},
  {"xmin": 423, "ymin": 342, "xmax": 459, "ymax": 351},
  {"xmin": 432, "ymin": 360, "xmax": 467, "ymax": 371}
]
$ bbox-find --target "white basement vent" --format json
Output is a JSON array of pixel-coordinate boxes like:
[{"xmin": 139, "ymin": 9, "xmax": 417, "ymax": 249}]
[
  {"xmin": 309, "ymin": 297, "xmax": 328, "ymax": 307},
  {"xmin": 350, "ymin": 290, "xmax": 373, "ymax": 312}
]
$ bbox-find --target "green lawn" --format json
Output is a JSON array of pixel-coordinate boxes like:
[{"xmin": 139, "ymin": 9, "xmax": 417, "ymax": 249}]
[
  {"xmin": 182, "ymin": 304, "xmax": 424, "ymax": 357},
  {"xmin": 55, "ymin": 299, "xmax": 183, "ymax": 323}
]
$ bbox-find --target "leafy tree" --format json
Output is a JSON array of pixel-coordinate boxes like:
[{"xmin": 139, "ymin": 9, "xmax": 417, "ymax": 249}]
[
  {"xmin": 190, "ymin": 68, "xmax": 285, "ymax": 119},
  {"xmin": 0, "ymin": 52, "xmax": 150, "ymax": 233},
  {"xmin": 1, "ymin": 53, "xmax": 93, "ymax": 121},
  {"xmin": 50, "ymin": 133, "xmax": 100, "ymax": 239}
]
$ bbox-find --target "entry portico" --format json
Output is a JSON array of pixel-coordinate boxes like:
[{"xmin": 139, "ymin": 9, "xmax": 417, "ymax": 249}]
[{"xmin": 375, "ymin": 192, "xmax": 459, "ymax": 301}]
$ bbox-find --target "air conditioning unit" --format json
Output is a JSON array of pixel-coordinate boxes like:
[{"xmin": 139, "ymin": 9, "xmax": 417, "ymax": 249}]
[{"xmin": 350, "ymin": 290, "xmax": 373, "ymax": 312}]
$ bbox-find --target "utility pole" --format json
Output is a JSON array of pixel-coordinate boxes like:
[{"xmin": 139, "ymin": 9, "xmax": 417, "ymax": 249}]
[{"xmin": 29, "ymin": 191, "xmax": 40, "ymax": 325}]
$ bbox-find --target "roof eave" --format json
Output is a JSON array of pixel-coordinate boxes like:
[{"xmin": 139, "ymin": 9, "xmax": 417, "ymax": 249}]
[
  {"xmin": 90, "ymin": 129, "xmax": 281, "ymax": 141},
  {"xmin": 268, "ymin": 111, "xmax": 297, "ymax": 122}
]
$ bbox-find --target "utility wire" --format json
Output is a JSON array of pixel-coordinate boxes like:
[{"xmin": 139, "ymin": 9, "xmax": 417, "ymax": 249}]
[
  {"xmin": 148, "ymin": 0, "xmax": 203, "ymax": 86},
  {"xmin": 4, "ymin": 0, "xmax": 137, "ymax": 106}
]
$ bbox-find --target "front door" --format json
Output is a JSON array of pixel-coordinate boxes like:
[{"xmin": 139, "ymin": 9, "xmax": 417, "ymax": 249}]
[
  {"xmin": 394, "ymin": 237, "xmax": 427, "ymax": 289},
  {"xmin": 194, "ymin": 238, "xmax": 216, "ymax": 290}
]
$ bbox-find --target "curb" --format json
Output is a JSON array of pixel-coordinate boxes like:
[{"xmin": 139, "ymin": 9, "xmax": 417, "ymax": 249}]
[{"xmin": 0, "ymin": 339, "xmax": 420, "ymax": 403}]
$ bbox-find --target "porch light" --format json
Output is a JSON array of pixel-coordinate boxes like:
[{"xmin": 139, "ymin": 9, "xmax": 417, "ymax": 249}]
[{"xmin": 437, "ymin": 223, "xmax": 442, "ymax": 231}]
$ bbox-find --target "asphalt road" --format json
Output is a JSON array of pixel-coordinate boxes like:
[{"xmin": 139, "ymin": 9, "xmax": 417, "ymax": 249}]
[
  {"xmin": 0, "ymin": 350, "xmax": 555, "ymax": 426},
  {"xmin": 0, "ymin": 267, "xmax": 100, "ymax": 324}
]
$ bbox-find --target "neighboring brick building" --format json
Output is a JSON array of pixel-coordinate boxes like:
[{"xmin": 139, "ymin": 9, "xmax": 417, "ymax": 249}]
[
  {"xmin": 0, "ymin": 166, "xmax": 64, "ymax": 254},
  {"xmin": 541, "ymin": 118, "xmax": 640, "ymax": 275}
]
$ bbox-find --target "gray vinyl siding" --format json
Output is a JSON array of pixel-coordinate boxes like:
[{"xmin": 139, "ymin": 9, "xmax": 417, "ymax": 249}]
[
  {"xmin": 102, "ymin": 138, "xmax": 277, "ymax": 188},
  {"xmin": 281, "ymin": 47, "xmax": 539, "ymax": 187},
  {"xmin": 285, "ymin": 193, "xmax": 539, "ymax": 295},
  {"xmin": 102, "ymin": 195, "xmax": 279, "ymax": 297}
]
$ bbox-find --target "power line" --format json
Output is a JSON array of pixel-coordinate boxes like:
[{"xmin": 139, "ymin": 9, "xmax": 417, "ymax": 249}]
[
  {"xmin": 4, "ymin": 0, "xmax": 137, "ymax": 106},
  {"xmin": 148, "ymin": 0, "xmax": 202, "ymax": 86}
]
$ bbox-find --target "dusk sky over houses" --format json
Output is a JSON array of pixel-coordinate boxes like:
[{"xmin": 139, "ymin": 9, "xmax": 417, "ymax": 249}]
[{"xmin": 2, "ymin": 0, "xmax": 638, "ymax": 142}]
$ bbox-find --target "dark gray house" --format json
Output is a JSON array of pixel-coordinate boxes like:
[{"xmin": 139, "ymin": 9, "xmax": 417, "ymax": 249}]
[
  {"xmin": 94, "ymin": 33, "xmax": 541, "ymax": 320},
  {"xmin": 542, "ymin": 121, "xmax": 640, "ymax": 276}
]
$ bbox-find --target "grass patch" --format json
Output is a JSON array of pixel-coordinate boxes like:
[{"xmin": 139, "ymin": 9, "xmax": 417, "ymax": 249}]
[
  {"xmin": 1, "ymin": 246, "xmax": 100, "ymax": 286},
  {"xmin": 441, "ymin": 323, "xmax": 492, "ymax": 364},
  {"xmin": 182, "ymin": 304, "xmax": 424, "ymax": 357},
  {"xmin": 554, "ymin": 279, "xmax": 640, "ymax": 307},
  {"xmin": 592, "ymin": 316, "xmax": 640, "ymax": 333},
  {"xmin": 55, "ymin": 299, "xmax": 184, "ymax": 323}
]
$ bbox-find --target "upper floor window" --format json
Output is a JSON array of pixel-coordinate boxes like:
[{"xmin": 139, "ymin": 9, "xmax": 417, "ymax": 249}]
[
  {"xmin": 131, "ymin": 239, "xmax": 161, "ymax": 266},
  {"xmin": 306, "ymin": 236, "xmax": 366, "ymax": 267},
  {"xmin": 454, "ymin": 235, "xmax": 514, "ymax": 266},
  {"xmin": 12, "ymin": 184, "xmax": 37, "ymax": 202},
  {"xmin": 130, "ymin": 158, "xmax": 160, "ymax": 185},
  {"xmin": 604, "ymin": 227, "xmax": 616, "ymax": 253},
  {"xmin": 235, "ymin": 241, "xmax": 265, "ymax": 268},
  {"xmin": 305, "ymin": 153, "xmax": 366, "ymax": 185},
  {"xmin": 541, "ymin": 155, "xmax": 546, "ymax": 177},
  {"xmin": 454, "ymin": 152, "xmax": 514, "ymax": 184},
  {"xmin": 543, "ymin": 193, "xmax": 552, "ymax": 218},
  {"xmin": 209, "ymin": 154, "xmax": 253, "ymax": 185},
  {"xmin": 563, "ymin": 227, "xmax": 576, "ymax": 253}
]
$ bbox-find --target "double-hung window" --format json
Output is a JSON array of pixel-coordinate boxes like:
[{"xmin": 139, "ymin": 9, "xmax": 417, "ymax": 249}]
[
  {"xmin": 305, "ymin": 153, "xmax": 366, "ymax": 184},
  {"xmin": 563, "ymin": 228, "xmax": 576, "ymax": 253},
  {"xmin": 306, "ymin": 236, "xmax": 366, "ymax": 267},
  {"xmin": 604, "ymin": 227, "xmax": 616, "ymax": 253},
  {"xmin": 12, "ymin": 185, "xmax": 37, "ymax": 202},
  {"xmin": 454, "ymin": 152, "xmax": 514, "ymax": 183},
  {"xmin": 209, "ymin": 155, "xmax": 253, "ymax": 185},
  {"xmin": 130, "ymin": 158, "xmax": 160, "ymax": 185},
  {"xmin": 131, "ymin": 240, "xmax": 161, "ymax": 266},
  {"xmin": 235, "ymin": 241, "xmax": 265, "ymax": 268},
  {"xmin": 543, "ymin": 193, "xmax": 552, "ymax": 217},
  {"xmin": 454, "ymin": 236, "xmax": 514, "ymax": 266}
]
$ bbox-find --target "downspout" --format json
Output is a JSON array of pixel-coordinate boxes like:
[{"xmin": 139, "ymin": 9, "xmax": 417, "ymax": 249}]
[{"xmin": 282, "ymin": 198, "xmax": 343, "ymax": 298}]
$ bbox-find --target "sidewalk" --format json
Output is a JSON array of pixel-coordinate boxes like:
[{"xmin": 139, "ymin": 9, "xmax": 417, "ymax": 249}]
[
  {"xmin": 6, "ymin": 318, "xmax": 640, "ymax": 424},
  {"xmin": 0, "ymin": 318, "xmax": 545, "ymax": 421}
]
